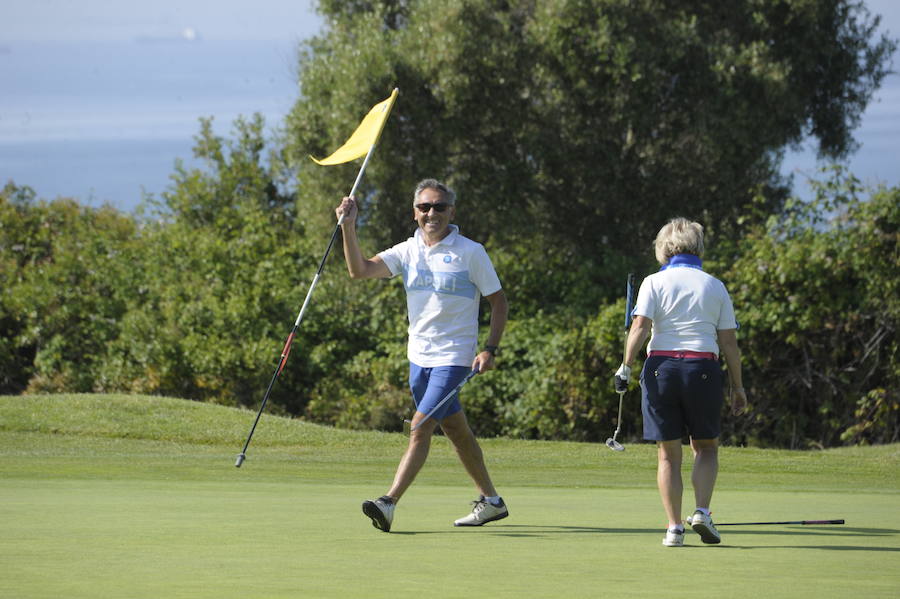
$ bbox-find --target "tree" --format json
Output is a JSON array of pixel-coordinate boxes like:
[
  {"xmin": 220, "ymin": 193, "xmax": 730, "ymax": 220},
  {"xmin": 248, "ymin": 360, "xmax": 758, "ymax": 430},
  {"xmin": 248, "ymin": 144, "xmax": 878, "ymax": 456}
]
[
  {"xmin": 0, "ymin": 182, "xmax": 138, "ymax": 393},
  {"xmin": 284, "ymin": 0, "xmax": 895, "ymax": 314},
  {"xmin": 720, "ymin": 169, "xmax": 898, "ymax": 447},
  {"xmin": 96, "ymin": 115, "xmax": 314, "ymax": 407}
]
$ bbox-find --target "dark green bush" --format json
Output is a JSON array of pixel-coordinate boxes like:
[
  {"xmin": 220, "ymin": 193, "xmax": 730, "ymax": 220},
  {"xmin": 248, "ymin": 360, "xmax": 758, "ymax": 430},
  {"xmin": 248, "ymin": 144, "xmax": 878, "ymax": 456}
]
[{"xmin": 720, "ymin": 169, "xmax": 898, "ymax": 447}]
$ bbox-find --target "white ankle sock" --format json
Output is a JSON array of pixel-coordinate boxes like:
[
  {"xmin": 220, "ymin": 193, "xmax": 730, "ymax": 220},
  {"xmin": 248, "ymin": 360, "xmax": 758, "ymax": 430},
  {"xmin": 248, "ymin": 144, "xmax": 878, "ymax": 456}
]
[
  {"xmin": 485, "ymin": 495, "xmax": 501, "ymax": 506},
  {"xmin": 695, "ymin": 507, "xmax": 710, "ymax": 516}
]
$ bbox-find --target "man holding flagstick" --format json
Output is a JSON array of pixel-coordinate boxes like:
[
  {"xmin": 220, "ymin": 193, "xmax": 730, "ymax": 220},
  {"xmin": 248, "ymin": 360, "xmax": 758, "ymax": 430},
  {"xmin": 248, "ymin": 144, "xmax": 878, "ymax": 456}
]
[
  {"xmin": 337, "ymin": 179, "xmax": 509, "ymax": 533},
  {"xmin": 235, "ymin": 90, "xmax": 398, "ymax": 467}
]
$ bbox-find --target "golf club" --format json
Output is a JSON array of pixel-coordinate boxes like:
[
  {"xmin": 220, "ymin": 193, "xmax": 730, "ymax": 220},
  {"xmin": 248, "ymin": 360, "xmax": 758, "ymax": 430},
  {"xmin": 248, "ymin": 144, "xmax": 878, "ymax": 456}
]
[
  {"xmin": 605, "ymin": 390, "xmax": 626, "ymax": 451},
  {"xmin": 713, "ymin": 519, "xmax": 845, "ymax": 526},
  {"xmin": 624, "ymin": 272, "xmax": 635, "ymax": 331},
  {"xmin": 607, "ymin": 273, "xmax": 635, "ymax": 452},
  {"xmin": 404, "ymin": 368, "xmax": 478, "ymax": 434}
]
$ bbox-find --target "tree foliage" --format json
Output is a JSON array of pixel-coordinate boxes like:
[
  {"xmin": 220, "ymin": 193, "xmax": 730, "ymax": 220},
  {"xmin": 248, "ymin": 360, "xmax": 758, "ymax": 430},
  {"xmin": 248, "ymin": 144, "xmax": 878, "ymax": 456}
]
[
  {"xmin": 719, "ymin": 168, "xmax": 899, "ymax": 446},
  {"xmin": 2, "ymin": 0, "xmax": 898, "ymax": 448},
  {"xmin": 2, "ymin": 154, "xmax": 897, "ymax": 448},
  {"xmin": 286, "ymin": 0, "xmax": 894, "ymax": 315},
  {"xmin": 0, "ymin": 183, "xmax": 138, "ymax": 393},
  {"xmin": 94, "ymin": 116, "xmax": 308, "ymax": 405}
]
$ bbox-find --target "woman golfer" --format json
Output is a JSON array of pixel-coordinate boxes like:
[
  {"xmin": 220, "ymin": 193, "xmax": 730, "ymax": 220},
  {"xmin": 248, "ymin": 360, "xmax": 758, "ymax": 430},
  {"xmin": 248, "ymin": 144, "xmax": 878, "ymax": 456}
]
[{"xmin": 614, "ymin": 217, "xmax": 746, "ymax": 547}]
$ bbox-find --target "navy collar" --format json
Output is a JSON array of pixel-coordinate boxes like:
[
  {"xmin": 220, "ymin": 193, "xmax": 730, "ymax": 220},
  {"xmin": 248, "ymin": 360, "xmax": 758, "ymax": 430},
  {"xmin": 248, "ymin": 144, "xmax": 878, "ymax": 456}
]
[{"xmin": 660, "ymin": 253, "xmax": 703, "ymax": 271}]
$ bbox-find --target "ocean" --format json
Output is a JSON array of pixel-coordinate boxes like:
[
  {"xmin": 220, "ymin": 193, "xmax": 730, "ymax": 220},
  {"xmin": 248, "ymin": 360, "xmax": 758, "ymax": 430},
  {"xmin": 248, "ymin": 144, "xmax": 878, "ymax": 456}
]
[
  {"xmin": 1, "ymin": 39, "xmax": 299, "ymax": 211},
  {"xmin": 2, "ymin": 38, "xmax": 897, "ymax": 213}
]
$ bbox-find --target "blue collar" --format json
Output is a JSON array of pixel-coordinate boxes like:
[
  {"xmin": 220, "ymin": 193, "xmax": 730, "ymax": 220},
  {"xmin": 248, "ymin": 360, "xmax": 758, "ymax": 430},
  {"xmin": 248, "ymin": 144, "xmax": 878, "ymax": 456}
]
[{"xmin": 660, "ymin": 253, "xmax": 703, "ymax": 271}]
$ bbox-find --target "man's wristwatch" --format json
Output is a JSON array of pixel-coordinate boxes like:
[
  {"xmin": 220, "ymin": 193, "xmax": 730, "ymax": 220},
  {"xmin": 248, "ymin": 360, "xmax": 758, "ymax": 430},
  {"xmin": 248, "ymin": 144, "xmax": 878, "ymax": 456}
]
[{"xmin": 483, "ymin": 345, "xmax": 500, "ymax": 356}]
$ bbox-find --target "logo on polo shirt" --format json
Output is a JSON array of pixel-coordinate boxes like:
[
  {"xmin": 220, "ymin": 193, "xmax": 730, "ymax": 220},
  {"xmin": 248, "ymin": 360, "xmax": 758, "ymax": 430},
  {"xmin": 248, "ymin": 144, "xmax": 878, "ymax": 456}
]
[{"xmin": 405, "ymin": 268, "xmax": 476, "ymax": 299}]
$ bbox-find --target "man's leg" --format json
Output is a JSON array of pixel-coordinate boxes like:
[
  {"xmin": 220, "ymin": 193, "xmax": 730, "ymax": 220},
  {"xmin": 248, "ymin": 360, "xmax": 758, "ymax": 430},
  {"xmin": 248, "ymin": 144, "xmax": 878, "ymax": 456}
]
[
  {"xmin": 439, "ymin": 410, "xmax": 497, "ymax": 497},
  {"xmin": 381, "ymin": 363, "xmax": 447, "ymax": 501},
  {"xmin": 362, "ymin": 414, "xmax": 438, "ymax": 533},
  {"xmin": 441, "ymin": 410, "xmax": 507, "ymax": 526},
  {"xmin": 386, "ymin": 415, "xmax": 439, "ymax": 500},
  {"xmin": 657, "ymin": 439, "xmax": 683, "ymax": 528}
]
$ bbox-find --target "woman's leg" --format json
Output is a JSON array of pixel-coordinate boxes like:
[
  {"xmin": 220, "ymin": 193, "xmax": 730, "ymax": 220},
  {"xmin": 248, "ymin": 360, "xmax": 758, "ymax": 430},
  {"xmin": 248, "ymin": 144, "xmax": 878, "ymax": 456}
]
[
  {"xmin": 690, "ymin": 437, "xmax": 719, "ymax": 510},
  {"xmin": 657, "ymin": 439, "xmax": 684, "ymax": 527}
]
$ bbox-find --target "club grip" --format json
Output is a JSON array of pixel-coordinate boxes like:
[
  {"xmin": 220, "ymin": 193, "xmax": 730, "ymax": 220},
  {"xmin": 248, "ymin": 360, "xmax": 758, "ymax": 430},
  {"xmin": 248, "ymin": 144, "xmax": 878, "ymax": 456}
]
[{"xmin": 624, "ymin": 273, "xmax": 635, "ymax": 330}]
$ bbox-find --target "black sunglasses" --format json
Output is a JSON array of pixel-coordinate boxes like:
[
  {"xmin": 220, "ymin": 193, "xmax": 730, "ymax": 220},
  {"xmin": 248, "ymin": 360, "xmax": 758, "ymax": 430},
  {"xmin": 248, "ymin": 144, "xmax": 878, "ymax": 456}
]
[{"xmin": 415, "ymin": 202, "xmax": 450, "ymax": 213}]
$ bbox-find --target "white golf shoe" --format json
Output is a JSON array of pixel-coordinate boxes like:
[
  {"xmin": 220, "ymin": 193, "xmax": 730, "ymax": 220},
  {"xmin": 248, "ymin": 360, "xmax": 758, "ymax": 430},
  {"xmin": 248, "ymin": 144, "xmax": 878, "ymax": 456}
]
[
  {"xmin": 662, "ymin": 526, "xmax": 685, "ymax": 547},
  {"xmin": 362, "ymin": 496, "xmax": 395, "ymax": 533},
  {"xmin": 690, "ymin": 510, "xmax": 721, "ymax": 544},
  {"xmin": 454, "ymin": 496, "xmax": 509, "ymax": 527}
]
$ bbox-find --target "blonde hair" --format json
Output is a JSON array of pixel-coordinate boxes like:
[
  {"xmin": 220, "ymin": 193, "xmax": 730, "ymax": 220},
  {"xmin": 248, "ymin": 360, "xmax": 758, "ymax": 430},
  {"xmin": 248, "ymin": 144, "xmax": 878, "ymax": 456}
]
[{"xmin": 654, "ymin": 217, "xmax": 705, "ymax": 265}]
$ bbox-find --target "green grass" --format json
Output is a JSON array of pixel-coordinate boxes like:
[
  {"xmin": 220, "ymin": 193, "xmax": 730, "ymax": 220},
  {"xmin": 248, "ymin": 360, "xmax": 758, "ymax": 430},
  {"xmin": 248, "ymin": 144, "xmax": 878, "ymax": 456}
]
[{"xmin": 2, "ymin": 393, "xmax": 899, "ymax": 598}]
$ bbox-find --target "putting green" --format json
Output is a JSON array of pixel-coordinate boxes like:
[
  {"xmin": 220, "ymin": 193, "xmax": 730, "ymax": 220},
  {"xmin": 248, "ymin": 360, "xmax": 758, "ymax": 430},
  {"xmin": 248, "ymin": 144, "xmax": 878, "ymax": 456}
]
[{"xmin": 1, "ymin": 395, "xmax": 898, "ymax": 598}]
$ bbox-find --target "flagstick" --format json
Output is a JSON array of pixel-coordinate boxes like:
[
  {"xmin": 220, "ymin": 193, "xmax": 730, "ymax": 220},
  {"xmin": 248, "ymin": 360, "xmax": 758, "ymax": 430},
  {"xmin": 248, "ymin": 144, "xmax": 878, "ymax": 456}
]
[
  {"xmin": 235, "ymin": 137, "xmax": 384, "ymax": 468},
  {"xmin": 293, "ymin": 140, "xmax": 379, "ymax": 330}
]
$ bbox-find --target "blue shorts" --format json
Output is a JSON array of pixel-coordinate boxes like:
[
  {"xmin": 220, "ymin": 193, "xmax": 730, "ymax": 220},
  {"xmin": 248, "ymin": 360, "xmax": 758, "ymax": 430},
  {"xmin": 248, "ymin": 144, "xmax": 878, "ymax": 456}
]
[
  {"xmin": 409, "ymin": 363, "xmax": 470, "ymax": 421},
  {"xmin": 641, "ymin": 355, "xmax": 723, "ymax": 441}
]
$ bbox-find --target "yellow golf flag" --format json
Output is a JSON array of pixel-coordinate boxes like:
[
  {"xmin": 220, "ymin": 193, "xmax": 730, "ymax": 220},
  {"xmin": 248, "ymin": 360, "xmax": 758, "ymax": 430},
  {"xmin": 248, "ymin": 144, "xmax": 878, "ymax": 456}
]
[{"xmin": 311, "ymin": 89, "xmax": 399, "ymax": 165}]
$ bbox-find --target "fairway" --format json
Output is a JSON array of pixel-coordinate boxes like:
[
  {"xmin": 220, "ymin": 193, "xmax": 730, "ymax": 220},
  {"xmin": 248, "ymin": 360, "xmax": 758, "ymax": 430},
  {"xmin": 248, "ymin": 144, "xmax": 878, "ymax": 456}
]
[{"xmin": 2, "ymin": 395, "xmax": 899, "ymax": 598}]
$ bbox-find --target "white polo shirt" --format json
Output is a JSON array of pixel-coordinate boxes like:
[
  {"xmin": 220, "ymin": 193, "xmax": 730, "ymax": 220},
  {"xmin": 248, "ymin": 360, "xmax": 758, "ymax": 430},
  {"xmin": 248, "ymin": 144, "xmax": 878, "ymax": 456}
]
[
  {"xmin": 633, "ymin": 266, "xmax": 737, "ymax": 356},
  {"xmin": 379, "ymin": 225, "xmax": 502, "ymax": 367}
]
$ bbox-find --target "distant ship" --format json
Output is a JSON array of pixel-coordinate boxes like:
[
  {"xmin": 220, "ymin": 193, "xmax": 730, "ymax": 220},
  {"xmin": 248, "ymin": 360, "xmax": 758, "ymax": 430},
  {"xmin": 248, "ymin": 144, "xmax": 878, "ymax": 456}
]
[{"xmin": 135, "ymin": 27, "xmax": 202, "ymax": 43}]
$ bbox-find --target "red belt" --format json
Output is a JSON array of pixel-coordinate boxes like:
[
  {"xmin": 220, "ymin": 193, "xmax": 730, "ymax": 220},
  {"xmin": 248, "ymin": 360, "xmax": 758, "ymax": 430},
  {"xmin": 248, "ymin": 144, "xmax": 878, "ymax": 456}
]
[{"xmin": 648, "ymin": 350, "xmax": 718, "ymax": 360}]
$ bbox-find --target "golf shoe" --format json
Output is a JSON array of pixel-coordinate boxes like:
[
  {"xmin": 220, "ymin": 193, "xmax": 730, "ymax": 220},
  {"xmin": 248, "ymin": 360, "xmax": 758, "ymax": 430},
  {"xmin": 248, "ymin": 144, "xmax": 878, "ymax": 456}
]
[
  {"xmin": 362, "ymin": 496, "xmax": 395, "ymax": 533},
  {"xmin": 690, "ymin": 510, "xmax": 721, "ymax": 544},
  {"xmin": 662, "ymin": 526, "xmax": 685, "ymax": 547},
  {"xmin": 453, "ymin": 496, "xmax": 508, "ymax": 526}
]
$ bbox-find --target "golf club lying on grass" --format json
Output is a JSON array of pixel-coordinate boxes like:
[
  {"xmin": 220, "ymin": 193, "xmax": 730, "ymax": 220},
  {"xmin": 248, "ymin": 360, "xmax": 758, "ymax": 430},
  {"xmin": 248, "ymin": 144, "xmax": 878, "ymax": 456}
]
[
  {"xmin": 713, "ymin": 519, "xmax": 845, "ymax": 526},
  {"xmin": 607, "ymin": 273, "xmax": 635, "ymax": 452},
  {"xmin": 403, "ymin": 368, "xmax": 478, "ymax": 435}
]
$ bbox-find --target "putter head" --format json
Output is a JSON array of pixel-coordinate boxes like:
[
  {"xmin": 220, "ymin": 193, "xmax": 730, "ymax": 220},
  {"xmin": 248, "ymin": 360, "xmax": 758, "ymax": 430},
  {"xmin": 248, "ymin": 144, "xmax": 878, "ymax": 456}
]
[
  {"xmin": 605, "ymin": 438, "xmax": 625, "ymax": 452},
  {"xmin": 235, "ymin": 453, "xmax": 246, "ymax": 468}
]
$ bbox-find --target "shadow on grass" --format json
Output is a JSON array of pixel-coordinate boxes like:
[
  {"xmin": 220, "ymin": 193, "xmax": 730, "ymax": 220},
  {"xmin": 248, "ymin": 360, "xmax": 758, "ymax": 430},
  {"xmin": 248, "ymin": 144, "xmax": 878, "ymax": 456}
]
[
  {"xmin": 392, "ymin": 525, "xmax": 658, "ymax": 537},
  {"xmin": 724, "ymin": 527, "xmax": 898, "ymax": 537},
  {"xmin": 492, "ymin": 524, "xmax": 899, "ymax": 536},
  {"xmin": 722, "ymin": 545, "xmax": 900, "ymax": 552},
  {"xmin": 392, "ymin": 525, "xmax": 900, "ymax": 550},
  {"xmin": 718, "ymin": 526, "xmax": 900, "ymax": 551}
]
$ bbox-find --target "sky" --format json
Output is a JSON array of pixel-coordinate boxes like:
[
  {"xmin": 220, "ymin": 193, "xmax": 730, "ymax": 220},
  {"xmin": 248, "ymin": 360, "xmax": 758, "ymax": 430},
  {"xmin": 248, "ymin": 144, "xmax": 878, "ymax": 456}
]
[
  {"xmin": 0, "ymin": 0, "xmax": 322, "ymax": 42},
  {"xmin": 2, "ymin": 0, "xmax": 898, "ymax": 206},
  {"xmin": 779, "ymin": 0, "xmax": 899, "ymax": 196}
]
